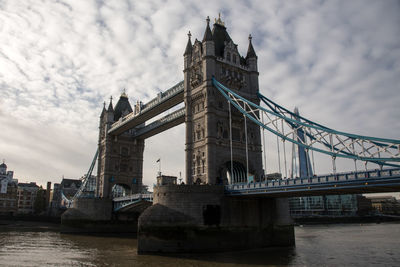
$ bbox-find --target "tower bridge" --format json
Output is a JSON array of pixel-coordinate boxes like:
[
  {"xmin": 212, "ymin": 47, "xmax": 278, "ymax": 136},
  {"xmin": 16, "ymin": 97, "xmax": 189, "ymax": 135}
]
[{"xmin": 62, "ymin": 15, "xmax": 400, "ymax": 254}]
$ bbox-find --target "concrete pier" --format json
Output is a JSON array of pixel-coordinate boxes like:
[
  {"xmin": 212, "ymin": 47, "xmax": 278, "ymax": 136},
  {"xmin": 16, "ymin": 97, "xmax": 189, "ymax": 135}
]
[
  {"xmin": 138, "ymin": 185, "xmax": 294, "ymax": 253},
  {"xmin": 61, "ymin": 198, "xmax": 138, "ymax": 233}
]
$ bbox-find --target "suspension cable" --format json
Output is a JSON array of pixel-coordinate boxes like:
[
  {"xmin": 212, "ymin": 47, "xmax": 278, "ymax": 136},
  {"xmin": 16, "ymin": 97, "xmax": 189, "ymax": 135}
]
[
  {"xmin": 277, "ymin": 135, "xmax": 281, "ymax": 176},
  {"xmin": 311, "ymin": 147, "xmax": 316, "ymax": 176},
  {"xmin": 281, "ymin": 119, "xmax": 288, "ymax": 179},
  {"xmin": 330, "ymin": 134, "xmax": 337, "ymax": 177},
  {"xmin": 261, "ymin": 111, "xmax": 267, "ymax": 180},
  {"xmin": 229, "ymin": 100, "xmax": 234, "ymax": 184},
  {"xmin": 306, "ymin": 148, "xmax": 311, "ymax": 178},
  {"xmin": 352, "ymin": 142, "xmax": 358, "ymax": 175},
  {"xmin": 291, "ymin": 132, "xmax": 295, "ymax": 178},
  {"xmin": 244, "ymin": 114, "xmax": 249, "ymax": 183}
]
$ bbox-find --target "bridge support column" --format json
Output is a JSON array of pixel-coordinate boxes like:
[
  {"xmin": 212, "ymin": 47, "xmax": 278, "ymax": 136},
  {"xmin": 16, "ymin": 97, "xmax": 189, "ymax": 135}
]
[{"xmin": 138, "ymin": 185, "xmax": 294, "ymax": 253}]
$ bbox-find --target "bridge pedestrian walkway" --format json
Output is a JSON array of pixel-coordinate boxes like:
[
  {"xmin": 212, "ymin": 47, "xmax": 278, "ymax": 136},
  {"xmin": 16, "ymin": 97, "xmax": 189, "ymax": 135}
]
[{"xmin": 108, "ymin": 81, "xmax": 184, "ymax": 135}]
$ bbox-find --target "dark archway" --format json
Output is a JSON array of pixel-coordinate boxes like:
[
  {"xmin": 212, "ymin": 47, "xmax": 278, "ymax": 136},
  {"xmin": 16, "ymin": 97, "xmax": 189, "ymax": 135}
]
[{"xmin": 111, "ymin": 183, "xmax": 131, "ymax": 198}]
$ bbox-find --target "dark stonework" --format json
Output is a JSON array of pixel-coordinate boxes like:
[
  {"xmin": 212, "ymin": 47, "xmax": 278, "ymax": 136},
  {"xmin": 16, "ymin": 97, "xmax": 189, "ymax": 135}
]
[{"xmin": 137, "ymin": 185, "xmax": 295, "ymax": 253}]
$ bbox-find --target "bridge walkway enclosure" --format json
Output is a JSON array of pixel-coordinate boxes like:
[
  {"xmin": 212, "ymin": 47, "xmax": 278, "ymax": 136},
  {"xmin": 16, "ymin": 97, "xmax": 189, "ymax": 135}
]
[{"xmin": 108, "ymin": 81, "xmax": 184, "ymax": 136}]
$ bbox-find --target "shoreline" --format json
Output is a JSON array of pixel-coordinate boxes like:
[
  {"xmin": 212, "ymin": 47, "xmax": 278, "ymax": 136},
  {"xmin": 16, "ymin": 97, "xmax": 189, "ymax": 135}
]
[{"xmin": 293, "ymin": 215, "xmax": 400, "ymax": 225}]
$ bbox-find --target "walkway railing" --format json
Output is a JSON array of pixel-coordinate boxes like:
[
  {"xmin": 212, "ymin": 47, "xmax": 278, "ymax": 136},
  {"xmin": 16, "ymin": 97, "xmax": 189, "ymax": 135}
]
[
  {"xmin": 225, "ymin": 168, "xmax": 400, "ymax": 196},
  {"xmin": 113, "ymin": 193, "xmax": 153, "ymax": 211}
]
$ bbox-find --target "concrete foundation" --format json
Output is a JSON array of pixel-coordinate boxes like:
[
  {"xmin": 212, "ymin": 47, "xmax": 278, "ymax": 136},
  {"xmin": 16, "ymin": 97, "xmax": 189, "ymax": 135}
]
[
  {"xmin": 138, "ymin": 185, "xmax": 295, "ymax": 253},
  {"xmin": 61, "ymin": 198, "xmax": 137, "ymax": 233}
]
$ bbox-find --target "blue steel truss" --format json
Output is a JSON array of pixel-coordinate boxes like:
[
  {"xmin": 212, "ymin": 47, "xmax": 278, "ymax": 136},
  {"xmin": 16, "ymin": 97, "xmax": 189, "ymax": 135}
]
[
  {"xmin": 63, "ymin": 149, "xmax": 98, "ymax": 207},
  {"xmin": 212, "ymin": 77, "xmax": 400, "ymax": 167}
]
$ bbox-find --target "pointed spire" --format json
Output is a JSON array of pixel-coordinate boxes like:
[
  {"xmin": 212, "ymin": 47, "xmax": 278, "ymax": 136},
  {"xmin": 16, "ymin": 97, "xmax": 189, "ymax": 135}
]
[
  {"xmin": 121, "ymin": 88, "xmax": 128, "ymax": 98},
  {"xmin": 107, "ymin": 96, "xmax": 114, "ymax": 112},
  {"xmin": 214, "ymin": 12, "xmax": 225, "ymax": 26},
  {"xmin": 184, "ymin": 31, "xmax": 193, "ymax": 56},
  {"xmin": 246, "ymin": 34, "xmax": 257, "ymax": 59},
  {"xmin": 100, "ymin": 101, "xmax": 106, "ymax": 117},
  {"xmin": 202, "ymin": 16, "xmax": 213, "ymax": 42}
]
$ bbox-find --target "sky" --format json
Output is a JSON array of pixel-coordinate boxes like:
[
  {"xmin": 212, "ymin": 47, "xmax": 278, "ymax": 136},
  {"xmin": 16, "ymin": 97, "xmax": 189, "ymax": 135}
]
[{"xmin": 0, "ymin": 0, "xmax": 399, "ymax": 191}]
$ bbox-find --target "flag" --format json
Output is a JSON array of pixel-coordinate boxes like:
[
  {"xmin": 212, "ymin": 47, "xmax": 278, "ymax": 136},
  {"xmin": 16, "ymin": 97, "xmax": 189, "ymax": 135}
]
[{"xmin": 156, "ymin": 158, "xmax": 160, "ymax": 163}]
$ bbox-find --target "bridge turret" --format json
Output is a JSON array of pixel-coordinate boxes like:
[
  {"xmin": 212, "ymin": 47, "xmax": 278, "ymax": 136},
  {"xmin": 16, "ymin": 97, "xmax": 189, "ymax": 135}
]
[
  {"xmin": 202, "ymin": 16, "xmax": 215, "ymax": 58},
  {"xmin": 246, "ymin": 34, "xmax": 258, "ymax": 72},
  {"xmin": 183, "ymin": 31, "xmax": 192, "ymax": 70},
  {"xmin": 106, "ymin": 96, "xmax": 114, "ymax": 124}
]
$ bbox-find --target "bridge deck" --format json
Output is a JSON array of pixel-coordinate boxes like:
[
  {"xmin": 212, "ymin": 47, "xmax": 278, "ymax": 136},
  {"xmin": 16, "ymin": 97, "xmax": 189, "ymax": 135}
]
[{"xmin": 225, "ymin": 168, "xmax": 400, "ymax": 198}]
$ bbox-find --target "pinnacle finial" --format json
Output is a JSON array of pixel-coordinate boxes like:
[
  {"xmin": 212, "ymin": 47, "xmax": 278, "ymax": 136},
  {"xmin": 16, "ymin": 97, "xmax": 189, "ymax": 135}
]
[
  {"xmin": 249, "ymin": 34, "xmax": 252, "ymax": 41},
  {"xmin": 206, "ymin": 16, "xmax": 210, "ymax": 25},
  {"xmin": 188, "ymin": 31, "xmax": 191, "ymax": 40},
  {"xmin": 103, "ymin": 101, "xmax": 106, "ymax": 108},
  {"xmin": 121, "ymin": 88, "xmax": 128, "ymax": 98},
  {"xmin": 110, "ymin": 96, "xmax": 113, "ymax": 102},
  {"xmin": 215, "ymin": 12, "xmax": 225, "ymax": 26}
]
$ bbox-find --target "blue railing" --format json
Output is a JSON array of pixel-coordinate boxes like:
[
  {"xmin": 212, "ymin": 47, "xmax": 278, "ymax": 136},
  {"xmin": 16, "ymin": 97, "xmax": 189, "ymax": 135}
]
[{"xmin": 225, "ymin": 168, "xmax": 400, "ymax": 194}]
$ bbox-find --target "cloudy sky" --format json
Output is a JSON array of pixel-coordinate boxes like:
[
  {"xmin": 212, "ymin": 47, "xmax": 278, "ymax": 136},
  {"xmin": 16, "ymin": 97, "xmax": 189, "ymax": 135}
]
[{"xmin": 1, "ymin": 0, "xmax": 399, "ymax": 189}]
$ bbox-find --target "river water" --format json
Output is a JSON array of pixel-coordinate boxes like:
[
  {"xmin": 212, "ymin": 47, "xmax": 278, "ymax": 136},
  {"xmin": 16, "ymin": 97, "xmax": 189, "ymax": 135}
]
[{"xmin": 0, "ymin": 222, "xmax": 399, "ymax": 266}]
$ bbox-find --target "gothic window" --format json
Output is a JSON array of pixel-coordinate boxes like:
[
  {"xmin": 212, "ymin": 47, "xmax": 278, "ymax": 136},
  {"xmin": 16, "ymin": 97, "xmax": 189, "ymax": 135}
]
[
  {"xmin": 197, "ymin": 131, "xmax": 201, "ymax": 140},
  {"xmin": 232, "ymin": 128, "xmax": 241, "ymax": 141},
  {"xmin": 223, "ymin": 130, "xmax": 228, "ymax": 139},
  {"xmin": 227, "ymin": 52, "xmax": 231, "ymax": 62},
  {"xmin": 121, "ymin": 147, "xmax": 129, "ymax": 157},
  {"xmin": 202, "ymin": 129, "xmax": 205, "ymax": 138},
  {"xmin": 201, "ymin": 102, "xmax": 204, "ymax": 110},
  {"xmin": 121, "ymin": 164, "xmax": 128, "ymax": 172},
  {"xmin": 202, "ymin": 160, "xmax": 205, "ymax": 173},
  {"xmin": 218, "ymin": 101, "xmax": 223, "ymax": 109},
  {"xmin": 233, "ymin": 54, "xmax": 236, "ymax": 63}
]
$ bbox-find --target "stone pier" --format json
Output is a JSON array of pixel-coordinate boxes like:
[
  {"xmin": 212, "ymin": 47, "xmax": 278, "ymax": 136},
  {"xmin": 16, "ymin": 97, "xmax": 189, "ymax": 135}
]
[{"xmin": 138, "ymin": 185, "xmax": 294, "ymax": 253}]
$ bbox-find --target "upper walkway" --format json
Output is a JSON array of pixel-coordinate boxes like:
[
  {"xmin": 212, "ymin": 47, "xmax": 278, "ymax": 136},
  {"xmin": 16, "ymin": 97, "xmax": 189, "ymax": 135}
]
[
  {"xmin": 108, "ymin": 81, "xmax": 184, "ymax": 135},
  {"xmin": 130, "ymin": 107, "xmax": 185, "ymax": 139}
]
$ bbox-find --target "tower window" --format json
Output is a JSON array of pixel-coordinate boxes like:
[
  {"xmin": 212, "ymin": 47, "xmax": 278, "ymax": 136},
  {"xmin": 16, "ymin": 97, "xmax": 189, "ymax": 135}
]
[
  {"xmin": 233, "ymin": 55, "xmax": 236, "ymax": 63},
  {"xmin": 232, "ymin": 128, "xmax": 241, "ymax": 141},
  {"xmin": 227, "ymin": 52, "xmax": 231, "ymax": 62},
  {"xmin": 121, "ymin": 147, "xmax": 129, "ymax": 156}
]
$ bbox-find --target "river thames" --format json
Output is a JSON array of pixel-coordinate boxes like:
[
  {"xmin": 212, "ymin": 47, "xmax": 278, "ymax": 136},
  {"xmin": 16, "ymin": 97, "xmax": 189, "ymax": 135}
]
[{"xmin": 0, "ymin": 222, "xmax": 399, "ymax": 266}]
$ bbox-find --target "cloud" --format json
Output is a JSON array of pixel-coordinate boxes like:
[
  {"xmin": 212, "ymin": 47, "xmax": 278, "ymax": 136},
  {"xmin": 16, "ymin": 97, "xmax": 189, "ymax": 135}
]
[{"xmin": 0, "ymin": 0, "xmax": 399, "ymax": 195}]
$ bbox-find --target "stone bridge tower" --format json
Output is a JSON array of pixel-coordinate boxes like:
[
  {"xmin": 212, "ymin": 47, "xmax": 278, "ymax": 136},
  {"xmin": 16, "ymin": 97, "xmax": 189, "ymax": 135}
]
[
  {"xmin": 184, "ymin": 16, "xmax": 263, "ymax": 185},
  {"xmin": 96, "ymin": 93, "xmax": 144, "ymax": 198}
]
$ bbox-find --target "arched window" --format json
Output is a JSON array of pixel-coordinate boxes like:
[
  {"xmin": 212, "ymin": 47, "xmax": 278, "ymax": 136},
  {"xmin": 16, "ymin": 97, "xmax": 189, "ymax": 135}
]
[{"xmin": 226, "ymin": 52, "xmax": 231, "ymax": 61}]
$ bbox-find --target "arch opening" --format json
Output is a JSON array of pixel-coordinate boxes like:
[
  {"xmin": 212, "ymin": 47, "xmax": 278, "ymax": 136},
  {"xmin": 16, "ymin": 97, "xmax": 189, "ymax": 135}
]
[
  {"xmin": 225, "ymin": 161, "xmax": 248, "ymax": 184},
  {"xmin": 111, "ymin": 184, "xmax": 131, "ymax": 198}
]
